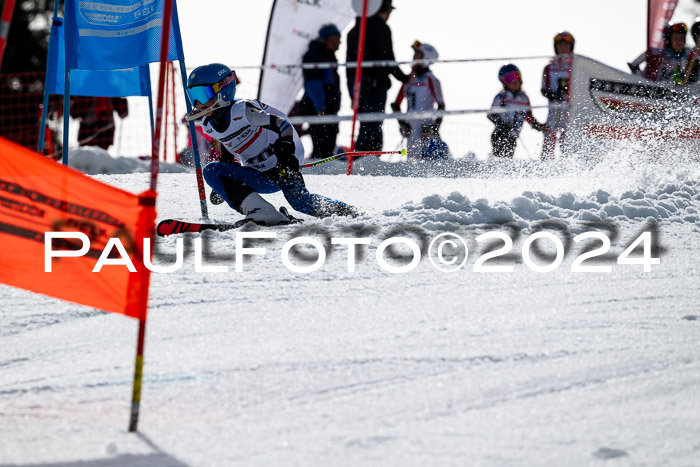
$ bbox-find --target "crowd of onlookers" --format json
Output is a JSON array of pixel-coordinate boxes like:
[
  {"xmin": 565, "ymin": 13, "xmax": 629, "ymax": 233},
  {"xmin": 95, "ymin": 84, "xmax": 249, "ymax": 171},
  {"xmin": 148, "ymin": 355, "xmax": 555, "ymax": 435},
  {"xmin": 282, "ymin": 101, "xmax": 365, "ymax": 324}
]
[
  {"xmin": 174, "ymin": 2, "xmax": 700, "ymax": 165},
  {"xmin": 297, "ymin": 0, "xmax": 700, "ymax": 161}
]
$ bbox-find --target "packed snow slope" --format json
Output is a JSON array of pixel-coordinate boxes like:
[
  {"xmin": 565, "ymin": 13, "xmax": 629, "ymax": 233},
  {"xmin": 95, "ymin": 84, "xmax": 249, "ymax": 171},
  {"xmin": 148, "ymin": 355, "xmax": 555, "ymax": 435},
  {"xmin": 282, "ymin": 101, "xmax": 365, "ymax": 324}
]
[{"xmin": 1, "ymin": 148, "xmax": 699, "ymax": 466}]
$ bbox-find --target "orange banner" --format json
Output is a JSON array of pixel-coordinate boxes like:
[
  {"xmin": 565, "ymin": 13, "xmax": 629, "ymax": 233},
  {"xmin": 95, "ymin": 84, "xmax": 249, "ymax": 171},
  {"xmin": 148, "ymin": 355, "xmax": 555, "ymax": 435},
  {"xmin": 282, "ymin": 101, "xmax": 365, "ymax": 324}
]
[{"xmin": 0, "ymin": 137, "xmax": 156, "ymax": 319}]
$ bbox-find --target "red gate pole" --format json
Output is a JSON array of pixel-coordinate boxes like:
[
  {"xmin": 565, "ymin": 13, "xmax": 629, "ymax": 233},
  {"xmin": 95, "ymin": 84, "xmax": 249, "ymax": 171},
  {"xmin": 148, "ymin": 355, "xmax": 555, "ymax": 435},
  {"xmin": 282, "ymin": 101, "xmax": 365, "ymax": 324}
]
[
  {"xmin": 129, "ymin": 0, "xmax": 175, "ymax": 434},
  {"xmin": 0, "ymin": 0, "xmax": 17, "ymax": 68},
  {"xmin": 347, "ymin": 0, "xmax": 369, "ymax": 175}
]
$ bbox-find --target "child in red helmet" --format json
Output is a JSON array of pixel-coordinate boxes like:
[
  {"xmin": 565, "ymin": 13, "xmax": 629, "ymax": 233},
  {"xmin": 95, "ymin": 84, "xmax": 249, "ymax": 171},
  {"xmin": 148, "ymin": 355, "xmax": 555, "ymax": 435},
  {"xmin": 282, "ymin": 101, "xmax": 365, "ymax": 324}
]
[
  {"xmin": 629, "ymin": 22, "xmax": 693, "ymax": 83},
  {"xmin": 487, "ymin": 64, "xmax": 546, "ymax": 158}
]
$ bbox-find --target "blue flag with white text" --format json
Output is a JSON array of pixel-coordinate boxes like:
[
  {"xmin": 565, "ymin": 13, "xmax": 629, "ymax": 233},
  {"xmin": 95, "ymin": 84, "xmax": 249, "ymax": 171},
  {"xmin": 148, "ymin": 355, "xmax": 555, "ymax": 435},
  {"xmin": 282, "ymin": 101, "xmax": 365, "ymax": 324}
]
[
  {"xmin": 47, "ymin": 18, "xmax": 151, "ymax": 97},
  {"xmin": 64, "ymin": 0, "xmax": 182, "ymax": 71}
]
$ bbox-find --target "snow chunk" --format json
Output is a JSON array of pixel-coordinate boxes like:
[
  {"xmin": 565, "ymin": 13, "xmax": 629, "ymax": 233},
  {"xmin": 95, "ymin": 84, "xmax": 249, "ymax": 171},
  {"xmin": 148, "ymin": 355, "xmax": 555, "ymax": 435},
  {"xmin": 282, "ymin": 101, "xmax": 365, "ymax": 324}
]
[
  {"xmin": 510, "ymin": 196, "xmax": 540, "ymax": 219},
  {"xmin": 621, "ymin": 190, "xmax": 644, "ymax": 200},
  {"xmin": 595, "ymin": 189, "xmax": 611, "ymax": 204},
  {"xmin": 621, "ymin": 202, "xmax": 660, "ymax": 219},
  {"xmin": 68, "ymin": 146, "xmax": 188, "ymax": 175}
]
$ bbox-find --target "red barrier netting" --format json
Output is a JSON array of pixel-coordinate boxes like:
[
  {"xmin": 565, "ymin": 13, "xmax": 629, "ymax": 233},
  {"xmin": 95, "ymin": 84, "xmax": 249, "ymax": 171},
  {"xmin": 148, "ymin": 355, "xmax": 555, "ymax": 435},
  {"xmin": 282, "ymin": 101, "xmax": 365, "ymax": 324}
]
[{"xmin": 0, "ymin": 71, "xmax": 63, "ymax": 158}]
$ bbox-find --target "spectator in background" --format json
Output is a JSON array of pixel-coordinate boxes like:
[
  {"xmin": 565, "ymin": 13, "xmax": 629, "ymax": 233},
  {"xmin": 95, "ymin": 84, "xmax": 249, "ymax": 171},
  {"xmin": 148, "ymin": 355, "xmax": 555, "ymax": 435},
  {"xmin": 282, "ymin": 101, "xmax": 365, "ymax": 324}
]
[
  {"xmin": 541, "ymin": 31, "xmax": 574, "ymax": 159},
  {"xmin": 391, "ymin": 40, "xmax": 448, "ymax": 159},
  {"xmin": 301, "ymin": 24, "xmax": 342, "ymax": 160},
  {"xmin": 628, "ymin": 22, "xmax": 693, "ymax": 84},
  {"xmin": 487, "ymin": 64, "xmax": 546, "ymax": 158},
  {"xmin": 685, "ymin": 18, "xmax": 700, "ymax": 84},
  {"xmin": 346, "ymin": 0, "xmax": 409, "ymax": 151},
  {"xmin": 69, "ymin": 96, "xmax": 128, "ymax": 150}
]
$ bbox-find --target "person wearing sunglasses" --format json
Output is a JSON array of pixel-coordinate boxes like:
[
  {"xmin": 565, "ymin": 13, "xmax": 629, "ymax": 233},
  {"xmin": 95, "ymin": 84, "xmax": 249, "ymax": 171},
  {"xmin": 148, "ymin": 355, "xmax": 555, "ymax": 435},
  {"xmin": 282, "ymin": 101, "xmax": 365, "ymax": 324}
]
[
  {"xmin": 487, "ymin": 64, "xmax": 547, "ymax": 159},
  {"xmin": 628, "ymin": 22, "xmax": 693, "ymax": 83},
  {"xmin": 540, "ymin": 31, "xmax": 574, "ymax": 159},
  {"xmin": 185, "ymin": 63, "xmax": 357, "ymax": 226}
]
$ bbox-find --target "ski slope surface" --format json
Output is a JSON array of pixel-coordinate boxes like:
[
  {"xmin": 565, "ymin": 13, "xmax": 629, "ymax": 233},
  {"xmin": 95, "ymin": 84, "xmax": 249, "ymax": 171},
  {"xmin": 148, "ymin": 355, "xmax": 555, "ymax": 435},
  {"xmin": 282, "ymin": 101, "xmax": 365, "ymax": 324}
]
[{"xmin": 1, "ymin": 149, "xmax": 700, "ymax": 466}]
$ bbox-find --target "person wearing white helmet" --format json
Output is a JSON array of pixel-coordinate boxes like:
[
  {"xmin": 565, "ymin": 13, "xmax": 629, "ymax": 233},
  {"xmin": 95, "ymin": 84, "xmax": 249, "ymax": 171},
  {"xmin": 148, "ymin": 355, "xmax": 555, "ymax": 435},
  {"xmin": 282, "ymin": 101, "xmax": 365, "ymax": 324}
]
[{"xmin": 391, "ymin": 40, "xmax": 448, "ymax": 159}]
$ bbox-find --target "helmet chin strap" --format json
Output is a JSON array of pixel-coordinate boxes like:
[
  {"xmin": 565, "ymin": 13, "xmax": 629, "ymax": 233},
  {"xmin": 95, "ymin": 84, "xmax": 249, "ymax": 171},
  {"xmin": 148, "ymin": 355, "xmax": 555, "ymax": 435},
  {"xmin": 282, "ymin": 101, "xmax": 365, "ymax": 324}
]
[
  {"xmin": 184, "ymin": 92, "xmax": 231, "ymax": 121},
  {"xmin": 215, "ymin": 92, "xmax": 229, "ymax": 108}
]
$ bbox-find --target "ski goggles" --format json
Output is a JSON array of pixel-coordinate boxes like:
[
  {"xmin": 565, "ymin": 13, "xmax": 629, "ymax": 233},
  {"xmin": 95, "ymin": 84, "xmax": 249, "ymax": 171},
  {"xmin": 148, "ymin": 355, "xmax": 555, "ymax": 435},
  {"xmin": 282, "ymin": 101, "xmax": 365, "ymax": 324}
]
[
  {"xmin": 667, "ymin": 22, "xmax": 688, "ymax": 34},
  {"xmin": 554, "ymin": 32, "xmax": 574, "ymax": 44},
  {"xmin": 501, "ymin": 70, "xmax": 521, "ymax": 85},
  {"xmin": 186, "ymin": 85, "xmax": 215, "ymax": 107}
]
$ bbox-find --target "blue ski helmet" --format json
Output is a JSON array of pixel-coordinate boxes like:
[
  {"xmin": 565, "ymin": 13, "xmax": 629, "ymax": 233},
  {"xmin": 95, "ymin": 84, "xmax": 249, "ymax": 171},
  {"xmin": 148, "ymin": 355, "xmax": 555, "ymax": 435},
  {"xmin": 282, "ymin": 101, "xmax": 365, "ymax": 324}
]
[
  {"xmin": 498, "ymin": 64, "xmax": 522, "ymax": 85},
  {"xmin": 186, "ymin": 63, "xmax": 237, "ymax": 108}
]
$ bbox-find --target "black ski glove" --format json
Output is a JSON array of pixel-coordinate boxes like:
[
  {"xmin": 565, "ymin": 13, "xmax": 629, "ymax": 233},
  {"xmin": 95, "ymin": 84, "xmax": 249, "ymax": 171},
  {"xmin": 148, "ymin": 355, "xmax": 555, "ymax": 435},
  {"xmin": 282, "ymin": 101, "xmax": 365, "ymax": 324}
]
[
  {"xmin": 273, "ymin": 136, "xmax": 299, "ymax": 170},
  {"xmin": 532, "ymin": 121, "xmax": 547, "ymax": 133}
]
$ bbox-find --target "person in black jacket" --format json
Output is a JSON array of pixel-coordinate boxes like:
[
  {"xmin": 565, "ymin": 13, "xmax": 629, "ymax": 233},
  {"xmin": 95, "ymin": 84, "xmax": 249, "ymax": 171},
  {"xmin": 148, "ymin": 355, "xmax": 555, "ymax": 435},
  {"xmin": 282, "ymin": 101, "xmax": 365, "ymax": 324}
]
[
  {"xmin": 346, "ymin": 0, "xmax": 409, "ymax": 151},
  {"xmin": 301, "ymin": 24, "xmax": 342, "ymax": 159}
]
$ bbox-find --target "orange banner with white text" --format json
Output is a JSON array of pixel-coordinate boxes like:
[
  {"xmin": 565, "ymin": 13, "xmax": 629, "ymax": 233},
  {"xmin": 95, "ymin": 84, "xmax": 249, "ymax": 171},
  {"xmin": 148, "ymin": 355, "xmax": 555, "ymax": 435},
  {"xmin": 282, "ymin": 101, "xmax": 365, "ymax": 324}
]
[{"xmin": 0, "ymin": 137, "xmax": 156, "ymax": 319}]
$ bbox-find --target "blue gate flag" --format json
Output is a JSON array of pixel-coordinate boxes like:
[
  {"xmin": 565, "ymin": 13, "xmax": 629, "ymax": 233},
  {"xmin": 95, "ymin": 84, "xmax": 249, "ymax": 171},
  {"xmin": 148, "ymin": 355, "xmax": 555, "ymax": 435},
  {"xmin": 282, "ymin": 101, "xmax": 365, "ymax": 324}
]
[
  {"xmin": 47, "ymin": 18, "xmax": 151, "ymax": 97},
  {"xmin": 64, "ymin": 0, "xmax": 182, "ymax": 71}
]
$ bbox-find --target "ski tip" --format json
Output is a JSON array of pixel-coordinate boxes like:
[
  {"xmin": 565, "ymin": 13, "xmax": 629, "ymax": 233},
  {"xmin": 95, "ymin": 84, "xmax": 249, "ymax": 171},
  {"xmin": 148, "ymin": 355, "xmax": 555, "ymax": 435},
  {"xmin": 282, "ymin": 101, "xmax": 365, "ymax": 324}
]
[
  {"xmin": 156, "ymin": 220, "xmax": 177, "ymax": 236},
  {"xmin": 400, "ymin": 148, "xmax": 407, "ymax": 157}
]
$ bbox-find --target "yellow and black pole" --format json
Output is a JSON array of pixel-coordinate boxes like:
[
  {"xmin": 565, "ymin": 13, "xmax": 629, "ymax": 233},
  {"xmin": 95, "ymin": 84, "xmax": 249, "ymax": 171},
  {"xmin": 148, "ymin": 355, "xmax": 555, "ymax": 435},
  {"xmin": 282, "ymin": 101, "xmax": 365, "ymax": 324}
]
[{"xmin": 128, "ymin": 318, "xmax": 147, "ymax": 432}]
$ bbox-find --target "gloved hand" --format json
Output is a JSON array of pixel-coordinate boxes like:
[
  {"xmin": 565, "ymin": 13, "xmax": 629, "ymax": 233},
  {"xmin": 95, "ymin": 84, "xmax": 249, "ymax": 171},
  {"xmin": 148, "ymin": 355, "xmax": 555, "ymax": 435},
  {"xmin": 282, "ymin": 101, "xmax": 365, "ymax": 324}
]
[
  {"xmin": 390, "ymin": 103, "xmax": 401, "ymax": 112},
  {"xmin": 628, "ymin": 62, "xmax": 640, "ymax": 74},
  {"xmin": 422, "ymin": 123, "xmax": 440, "ymax": 138},
  {"xmin": 532, "ymin": 121, "xmax": 548, "ymax": 133},
  {"xmin": 398, "ymin": 120, "xmax": 411, "ymax": 137},
  {"xmin": 273, "ymin": 136, "xmax": 299, "ymax": 170}
]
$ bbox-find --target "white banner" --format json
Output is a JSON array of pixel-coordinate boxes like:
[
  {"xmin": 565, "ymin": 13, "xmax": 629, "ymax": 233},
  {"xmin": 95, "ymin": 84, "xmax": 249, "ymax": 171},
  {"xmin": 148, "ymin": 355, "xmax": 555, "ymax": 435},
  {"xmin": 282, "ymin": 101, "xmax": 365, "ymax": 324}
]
[
  {"xmin": 566, "ymin": 54, "xmax": 700, "ymax": 152},
  {"xmin": 257, "ymin": 0, "xmax": 355, "ymax": 114},
  {"xmin": 647, "ymin": 0, "xmax": 678, "ymax": 50}
]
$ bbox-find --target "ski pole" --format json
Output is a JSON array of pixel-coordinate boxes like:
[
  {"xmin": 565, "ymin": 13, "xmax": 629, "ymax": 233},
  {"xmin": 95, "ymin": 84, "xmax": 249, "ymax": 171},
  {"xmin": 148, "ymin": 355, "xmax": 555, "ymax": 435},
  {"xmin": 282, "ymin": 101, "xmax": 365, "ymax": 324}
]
[
  {"xmin": 517, "ymin": 135, "xmax": 534, "ymax": 159},
  {"xmin": 302, "ymin": 149, "xmax": 407, "ymax": 168}
]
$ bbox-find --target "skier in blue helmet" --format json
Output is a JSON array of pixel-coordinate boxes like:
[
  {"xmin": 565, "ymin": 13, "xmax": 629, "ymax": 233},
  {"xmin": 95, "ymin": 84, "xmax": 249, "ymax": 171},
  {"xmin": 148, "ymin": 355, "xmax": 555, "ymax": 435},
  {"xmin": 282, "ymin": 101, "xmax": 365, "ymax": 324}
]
[{"xmin": 185, "ymin": 63, "xmax": 357, "ymax": 225}]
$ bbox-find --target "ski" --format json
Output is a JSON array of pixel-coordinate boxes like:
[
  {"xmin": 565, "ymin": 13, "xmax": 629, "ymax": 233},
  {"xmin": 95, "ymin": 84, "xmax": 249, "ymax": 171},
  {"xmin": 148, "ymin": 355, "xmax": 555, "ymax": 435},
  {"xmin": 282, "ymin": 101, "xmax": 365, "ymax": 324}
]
[
  {"xmin": 156, "ymin": 209, "xmax": 303, "ymax": 237},
  {"xmin": 156, "ymin": 218, "xmax": 249, "ymax": 236}
]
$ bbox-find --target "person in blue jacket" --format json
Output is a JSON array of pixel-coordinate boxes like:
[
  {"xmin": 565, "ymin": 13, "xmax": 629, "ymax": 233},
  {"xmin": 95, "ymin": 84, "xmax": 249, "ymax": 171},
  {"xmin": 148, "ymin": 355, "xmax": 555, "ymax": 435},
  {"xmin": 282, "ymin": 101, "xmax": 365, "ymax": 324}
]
[{"xmin": 301, "ymin": 24, "xmax": 343, "ymax": 159}]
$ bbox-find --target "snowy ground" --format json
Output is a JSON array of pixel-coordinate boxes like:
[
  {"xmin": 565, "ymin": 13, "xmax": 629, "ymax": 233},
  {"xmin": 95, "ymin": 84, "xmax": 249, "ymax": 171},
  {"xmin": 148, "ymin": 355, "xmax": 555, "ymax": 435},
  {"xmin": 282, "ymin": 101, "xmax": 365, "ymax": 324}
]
[{"xmin": 2, "ymin": 148, "xmax": 700, "ymax": 466}]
